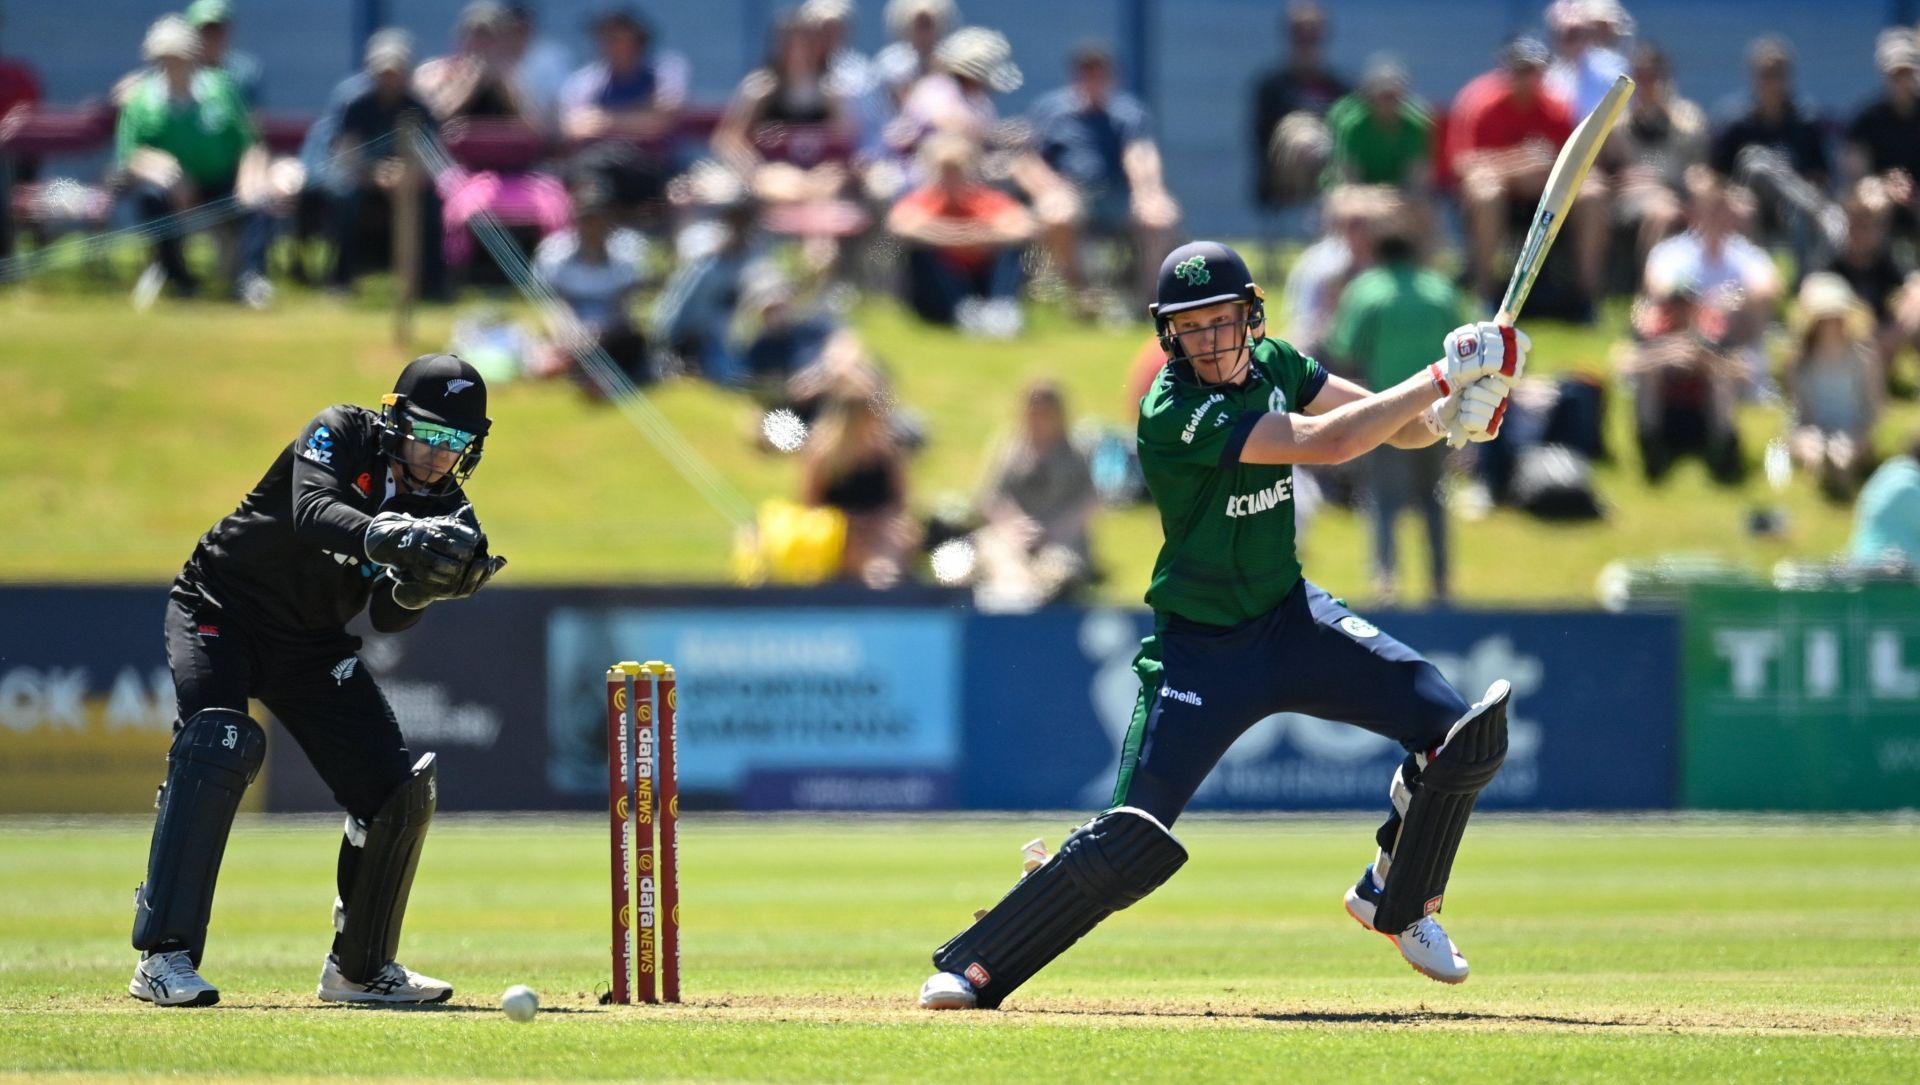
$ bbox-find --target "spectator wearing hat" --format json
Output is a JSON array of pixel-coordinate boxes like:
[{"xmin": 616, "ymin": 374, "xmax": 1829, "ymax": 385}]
[
  {"xmin": 532, "ymin": 182, "xmax": 652, "ymax": 389},
  {"xmin": 326, "ymin": 31, "xmax": 447, "ymax": 300},
  {"xmin": 559, "ymin": 6, "xmax": 688, "ymax": 143},
  {"xmin": 185, "ymin": 0, "xmax": 263, "ymax": 109},
  {"xmin": 873, "ymin": 0, "xmax": 956, "ymax": 107},
  {"xmin": 1845, "ymin": 31, "xmax": 1920, "ymax": 242},
  {"xmin": 1786, "ymin": 272, "xmax": 1881, "ymax": 499},
  {"xmin": 1249, "ymin": 1, "xmax": 1349, "ymax": 211},
  {"xmin": 889, "ymin": 24, "xmax": 1022, "ymax": 162},
  {"xmin": 1609, "ymin": 41, "xmax": 1709, "ymax": 270},
  {"xmin": 1025, "ymin": 43, "xmax": 1179, "ymax": 309},
  {"xmin": 1544, "ymin": 0, "xmax": 1631, "ymax": 119},
  {"xmin": 1324, "ymin": 54, "xmax": 1432, "ymax": 192},
  {"xmin": 1448, "ymin": 37, "xmax": 1606, "ymax": 315},
  {"xmin": 887, "ymin": 130, "xmax": 1033, "ymax": 331},
  {"xmin": 115, "ymin": 15, "xmax": 270, "ymax": 306}
]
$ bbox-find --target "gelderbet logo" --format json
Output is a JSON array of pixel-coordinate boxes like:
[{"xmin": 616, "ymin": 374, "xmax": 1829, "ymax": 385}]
[
  {"xmin": 1173, "ymin": 255, "xmax": 1210, "ymax": 286},
  {"xmin": 1180, "ymin": 393, "xmax": 1226, "ymax": 444}
]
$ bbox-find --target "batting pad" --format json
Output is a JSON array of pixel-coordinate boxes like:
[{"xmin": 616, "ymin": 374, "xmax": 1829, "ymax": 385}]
[
  {"xmin": 933, "ymin": 806, "xmax": 1187, "ymax": 1009},
  {"xmin": 335, "ymin": 753, "xmax": 438, "ymax": 983},
  {"xmin": 1375, "ymin": 682, "xmax": 1510, "ymax": 934},
  {"xmin": 131, "ymin": 709, "xmax": 266, "ymax": 964}
]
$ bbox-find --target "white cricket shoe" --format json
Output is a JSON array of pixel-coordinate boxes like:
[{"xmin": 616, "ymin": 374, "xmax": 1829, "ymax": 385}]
[
  {"xmin": 129, "ymin": 949, "xmax": 220, "ymax": 1007},
  {"xmin": 918, "ymin": 970, "xmax": 978, "ymax": 1010},
  {"xmin": 317, "ymin": 954, "xmax": 453, "ymax": 1004},
  {"xmin": 1343, "ymin": 867, "xmax": 1471, "ymax": 984}
]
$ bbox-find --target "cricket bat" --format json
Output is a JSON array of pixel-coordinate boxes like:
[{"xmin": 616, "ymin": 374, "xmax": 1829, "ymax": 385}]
[{"xmin": 1495, "ymin": 73, "xmax": 1635, "ymax": 325}]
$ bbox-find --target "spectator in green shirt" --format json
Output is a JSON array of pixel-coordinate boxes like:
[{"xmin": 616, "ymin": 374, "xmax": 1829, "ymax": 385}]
[
  {"xmin": 115, "ymin": 15, "xmax": 270, "ymax": 305},
  {"xmin": 1325, "ymin": 223, "xmax": 1464, "ymax": 603},
  {"xmin": 1325, "ymin": 54, "xmax": 1433, "ymax": 191}
]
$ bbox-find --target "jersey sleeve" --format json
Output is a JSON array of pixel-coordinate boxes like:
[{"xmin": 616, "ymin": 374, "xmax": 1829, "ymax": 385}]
[
  {"xmin": 289, "ymin": 406, "xmax": 378, "ymax": 556},
  {"xmin": 1138, "ymin": 385, "xmax": 1261, "ymax": 469},
  {"xmin": 1283, "ymin": 344, "xmax": 1330, "ymax": 411}
]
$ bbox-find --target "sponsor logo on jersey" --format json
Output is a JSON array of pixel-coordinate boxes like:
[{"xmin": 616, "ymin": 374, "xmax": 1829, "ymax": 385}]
[
  {"xmin": 327, "ymin": 550, "xmax": 361, "ymax": 567},
  {"xmin": 354, "ymin": 472, "xmax": 374, "ymax": 497},
  {"xmin": 1224, "ymin": 477, "xmax": 1293, "ymax": 518},
  {"xmin": 1159, "ymin": 685, "xmax": 1204, "ymax": 707},
  {"xmin": 1338, "ymin": 615, "xmax": 1379, "ymax": 639},
  {"xmin": 1173, "ymin": 255, "xmax": 1210, "ymax": 286},
  {"xmin": 330, "ymin": 657, "xmax": 359, "ymax": 686},
  {"xmin": 195, "ymin": 624, "xmax": 220, "ymax": 638},
  {"xmin": 1180, "ymin": 393, "xmax": 1226, "ymax": 444},
  {"xmin": 445, "ymin": 378, "xmax": 475, "ymax": 395},
  {"xmin": 303, "ymin": 425, "xmax": 334, "ymax": 466}
]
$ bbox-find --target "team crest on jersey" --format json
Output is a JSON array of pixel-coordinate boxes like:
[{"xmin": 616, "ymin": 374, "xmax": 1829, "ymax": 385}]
[
  {"xmin": 330, "ymin": 657, "xmax": 359, "ymax": 685},
  {"xmin": 303, "ymin": 425, "xmax": 334, "ymax": 466},
  {"xmin": 1173, "ymin": 255, "xmax": 1210, "ymax": 286},
  {"xmin": 1339, "ymin": 615, "xmax": 1380, "ymax": 639}
]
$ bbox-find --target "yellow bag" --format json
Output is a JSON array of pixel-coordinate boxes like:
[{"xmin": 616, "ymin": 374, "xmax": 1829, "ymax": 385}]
[{"xmin": 732, "ymin": 499, "xmax": 847, "ymax": 586}]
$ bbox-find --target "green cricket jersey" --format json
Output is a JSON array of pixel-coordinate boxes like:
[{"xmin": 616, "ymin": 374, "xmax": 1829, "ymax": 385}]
[{"xmin": 1136, "ymin": 337, "xmax": 1328, "ymax": 627}]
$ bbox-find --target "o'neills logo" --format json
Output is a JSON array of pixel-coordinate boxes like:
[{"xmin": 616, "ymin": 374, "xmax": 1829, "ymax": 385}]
[
  {"xmin": 1180, "ymin": 393, "xmax": 1226, "ymax": 444},
  {"xmin": 1224, "ymin": 476, "xmax": 1293, "ymax": 518},
  {"xmin": 1160, "ymin": 685, "xmax": 1203, "ymax": 706}
]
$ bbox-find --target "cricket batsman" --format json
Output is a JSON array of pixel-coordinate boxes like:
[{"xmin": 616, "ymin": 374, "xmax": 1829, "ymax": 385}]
[
  {"xmin": 128, "ymin": 353, "xmax": 506, "ymax": 1007},
  {"xmin": 921, "ymin": 241, "xmax": 1525, "ymax": 1009}
]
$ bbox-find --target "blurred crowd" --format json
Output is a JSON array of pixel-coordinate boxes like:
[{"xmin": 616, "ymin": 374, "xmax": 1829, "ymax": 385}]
[{"xmin": 5, "ymin": 0, "xmax": 1920, "ymax": 602}]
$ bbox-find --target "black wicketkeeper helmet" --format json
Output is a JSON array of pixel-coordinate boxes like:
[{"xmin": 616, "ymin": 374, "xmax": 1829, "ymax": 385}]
[
  {"xmin": 379, "ymin": 353, "xmax": 491, "ymax": 495},
  {"xmin": 1148, "ymin": 241, "xmax": 1267, "ymax": 376}
]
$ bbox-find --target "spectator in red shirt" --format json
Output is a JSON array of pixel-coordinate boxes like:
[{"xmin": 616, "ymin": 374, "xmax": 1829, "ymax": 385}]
[
  {"xmin": 886, "ymin": 131, "xmax": 1035, "ymax": 333},
  {"xmin": 1448, "ymin": 37, "xmax": 1608, "ymax": 315}
]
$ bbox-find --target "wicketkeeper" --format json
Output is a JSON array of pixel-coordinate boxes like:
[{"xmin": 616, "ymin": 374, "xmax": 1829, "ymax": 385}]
[
  {"xmin": 922, "ymin": 241, "xmax": 1526, "ymax": 1009},
  {"xmin": 129, "ymin": 353, "xmax": 505, "ymax": 1007}
]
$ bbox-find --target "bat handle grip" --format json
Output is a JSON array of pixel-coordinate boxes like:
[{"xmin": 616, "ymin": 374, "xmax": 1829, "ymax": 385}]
[{"xmin": 1494, "ymin": 309, "xmax": 1516, "ymax": 327}]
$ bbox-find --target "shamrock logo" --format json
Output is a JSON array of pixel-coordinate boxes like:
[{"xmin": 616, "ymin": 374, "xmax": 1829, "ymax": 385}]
[{"xmin": 1174, "ymin": 255, "xmax": 1210, "ymax": 286}]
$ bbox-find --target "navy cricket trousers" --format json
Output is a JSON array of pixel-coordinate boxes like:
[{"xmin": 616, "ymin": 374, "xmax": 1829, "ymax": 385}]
[{"xmin": 1114, "ymin": 580, "xmax": 1469, "ymax": 849}]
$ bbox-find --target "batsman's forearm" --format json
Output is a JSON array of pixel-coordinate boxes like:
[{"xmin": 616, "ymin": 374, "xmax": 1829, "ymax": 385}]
[{"xmin": 1306, "ymin": 372, "xmax": 1440, "ymax": 461}]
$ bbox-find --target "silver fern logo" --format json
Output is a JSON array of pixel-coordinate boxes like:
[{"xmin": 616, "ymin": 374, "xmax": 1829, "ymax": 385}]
[{"xmin": 330, "ymin": 657, "xmax": 359, "ymax": 686}]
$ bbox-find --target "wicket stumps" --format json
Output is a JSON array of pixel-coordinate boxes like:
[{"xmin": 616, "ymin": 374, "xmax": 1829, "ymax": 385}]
[{"xmin": 606, "ymin": 661, "xmax": 681, "ymax": 1004}]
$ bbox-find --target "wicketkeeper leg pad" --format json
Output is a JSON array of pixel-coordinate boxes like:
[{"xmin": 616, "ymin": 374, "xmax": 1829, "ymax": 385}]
[
  {"xmin": 1375, "ymin": 681, "xmax": 1510, "ymax": 934},
  {"xmin": 333, "ymin": 752, "xmax": 438, "ymax": 984},
  {"xmin": 932, "ymin": 806, "xmax": 1187, "ymax": 1009},
  {"xmin": 131, "ymin": 709, "xmax": 267, "ymax": 964}
]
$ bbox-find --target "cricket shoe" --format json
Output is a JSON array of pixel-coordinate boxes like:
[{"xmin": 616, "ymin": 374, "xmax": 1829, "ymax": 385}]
[
  {"xmin": 918, "ymin": 970, "xmax": 978, "ymax": 1010},
  {"xmin": 317, "ymin": 955, "xmax": 453, "ymax": 1004},
  {"xmin": 129, "ymin": 949, "xmax": 220, "ymax": 1007},
  {"xmin": 1343, "ymin": 866, "xmax": 1470, "ymax": 984}
]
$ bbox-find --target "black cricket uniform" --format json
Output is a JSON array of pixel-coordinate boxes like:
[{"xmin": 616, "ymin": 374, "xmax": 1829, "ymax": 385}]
[{"xmin": 166, "ymin": 404, "xmax": 466, "ymax": 819}]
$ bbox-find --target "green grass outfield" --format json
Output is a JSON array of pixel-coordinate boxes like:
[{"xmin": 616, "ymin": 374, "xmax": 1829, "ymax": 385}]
[
  {"xmin": 1, "ymin": 279, "xmax": 1908, "ymax": 606},
  {"xmin": 3, "ymin": 814, "xmax": 1915, "ymax": 1083}
]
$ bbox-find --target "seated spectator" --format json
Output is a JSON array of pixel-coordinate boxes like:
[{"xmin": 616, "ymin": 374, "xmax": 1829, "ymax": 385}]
[
  {"xmin": 531, "ymin": 183, "xmax": 651, "ymax": 389},
  {"xmin": 1610, "ymin": 41, "xmax": 1708, "ymax": 269},
  {"xmin": 504, "ymin": 2, "xmax": 574, "ymax": 137},
  {"xmin": 1025, "ymin": 43, "xmax": 1180, "ymax": 309},
  {"xmin": 559, "ymin": 6, "xmax": 688, "ymax": 144},
  {"xmin": 653, "ymin": 199, "xmax": 767, "ymax": 384},
  {"xmin": 1644, "ymin": 166, "xmax": 1779, "ymax": 389},
  {"xmin": 185, "ymin": 0, "xmax": 262, "ymax": 109},
  {"xmin": 1250, "ymin": 1, "xmax": 1349, "ymax": 212},
  {"xmin": 1713, "ymin": 36, "xmax": 1829, "ymax": 252},
  {"xmin": 1848, "ymin": 430, "xmax": 1920, "ymax": 568},
  {"xmin": 1786, "ymin": 272, "xmax": 1880, "ymax": 500},
  {"xmin": 1325, "ymin": 225, "xmax": 1463, "ymax": 603},
  {"xmin": 1281, "ymin": 184, "xmax": 1391, "ymax": 361},
  {"xmin": 1324, "ymin": 54, "xmax": 1431, "ymax": 193},
  {"xmin": 973, "ymin": 381, "xmax": 1099, "ymax": 611},
  {"xmin": 889, "ymin": 26, "xmax": 1022, "ymax": 166},
  {"xmin": 873, "ymin": 0, "xmax": 955, "ymax": 107},
  {"xmin": 712, "ymin": 9, "xmax": 855, "ymax": 207},
  {"xmin": 1448, "ymin": 37, "xmax": 1605, "ymax": 315},
  {"xmin": 325, "ymin": 32, "xmax": 448, "ymax": 300},
  {"xmin": 416, "ymin": 1, "xmax": 571, "ymax": 273},
  {"xmin": 115, "ymin": 15, "xmax": 270, "ymax": 306},
  {"xmin": 1845, "ymin": 32, "xmax": 1920, "ymax": 243},
  {"xmin": 886, "ymin": 131, "xmax": 1034, "ymax": 332},
  {"xmin": 1617, "ymin": 279, "xmax": 1746, "ymax": 484},
  {"xmin": 738, "ymin": 268, "xmax": 839, "ymax": 386},
  {"xmin": 803, "ymin": 0, "xmax": 887, "ymax": 159},
  {"xmin": 1823, "ymin": 177, "xmax": 1916, "ymax": 394},
  {"xmin": 804, "ymin": 392, "xmax": 917, "ymax": 589},
  {"xmin": 0, "ymin": 7, "xmax": 44, "ymax": 256},
  {"xmin": 1544, "ymin": 0, "xmax": 1630, "ymax": 118}
]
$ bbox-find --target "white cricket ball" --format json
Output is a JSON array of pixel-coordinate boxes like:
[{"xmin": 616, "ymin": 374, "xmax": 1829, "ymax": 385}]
[{"xmin": 501, "ymin": 984, "xmax": 539, "ymax": 1022}]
